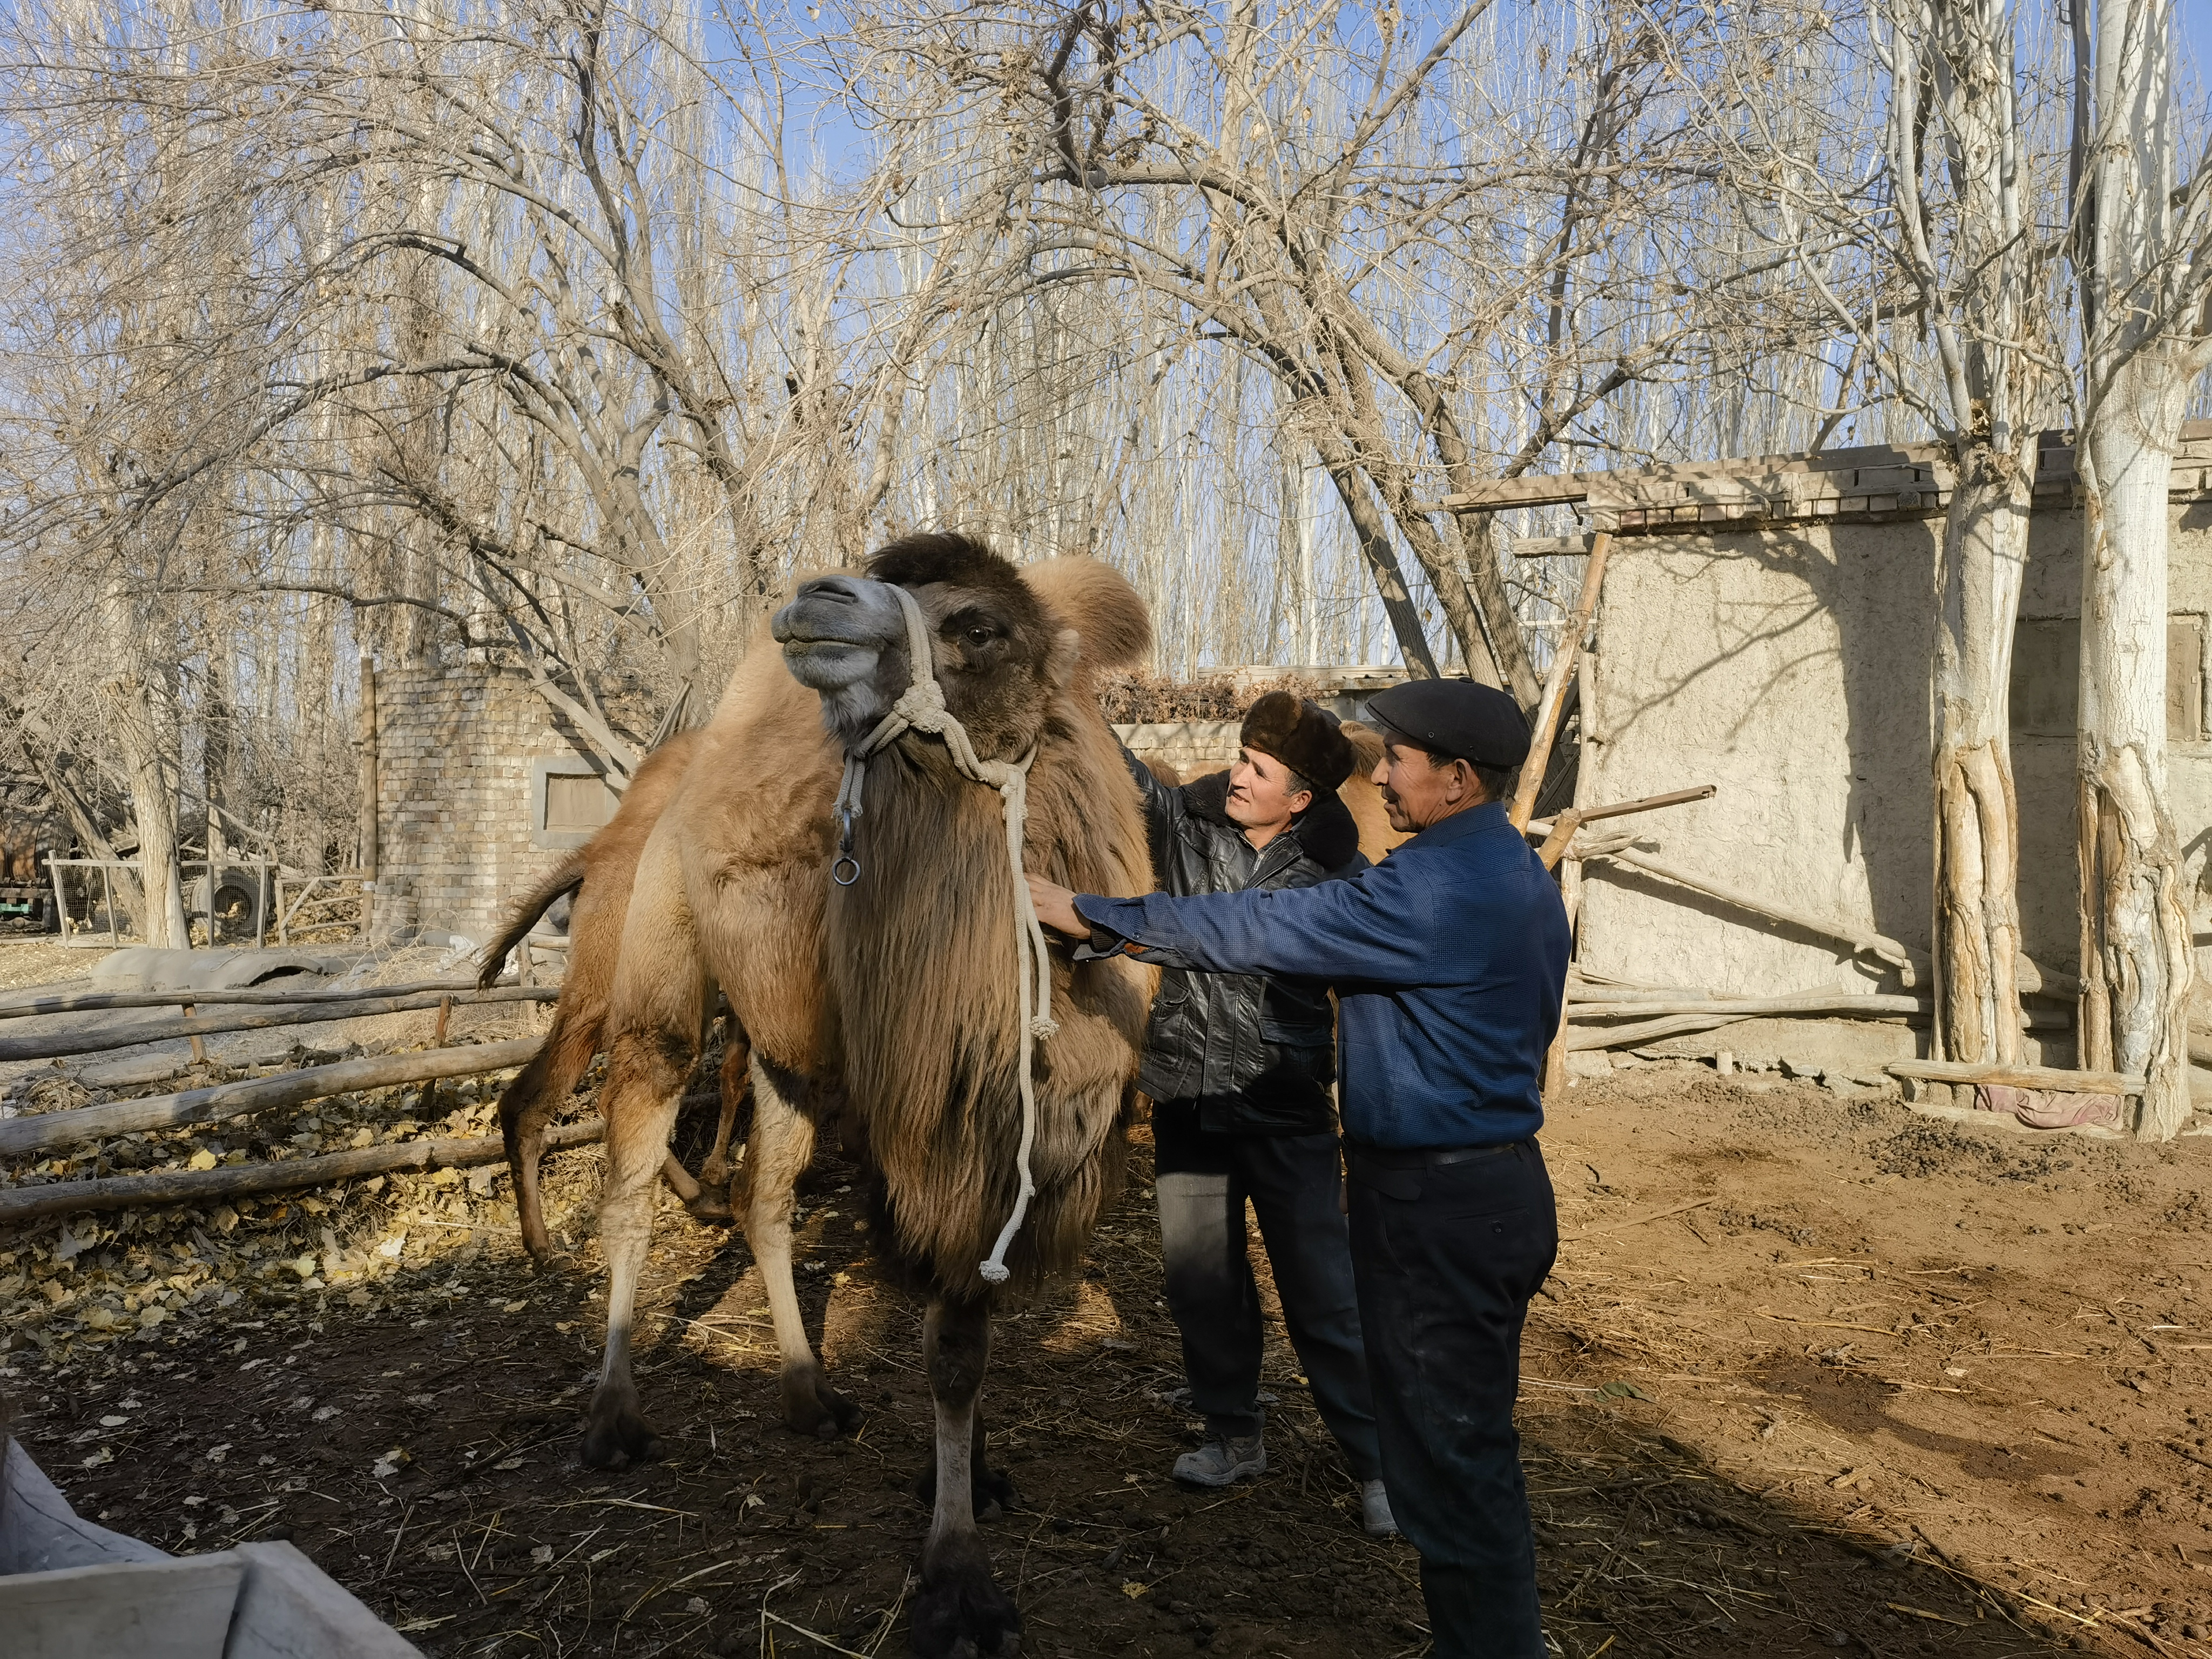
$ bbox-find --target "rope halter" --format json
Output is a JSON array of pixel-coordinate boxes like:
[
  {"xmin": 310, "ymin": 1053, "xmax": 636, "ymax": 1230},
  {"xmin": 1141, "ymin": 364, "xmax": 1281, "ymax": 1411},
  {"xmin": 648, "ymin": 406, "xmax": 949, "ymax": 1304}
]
[{"xmin": 827, "ymin": 583, "xmax": 1058, "ymax": 1286}]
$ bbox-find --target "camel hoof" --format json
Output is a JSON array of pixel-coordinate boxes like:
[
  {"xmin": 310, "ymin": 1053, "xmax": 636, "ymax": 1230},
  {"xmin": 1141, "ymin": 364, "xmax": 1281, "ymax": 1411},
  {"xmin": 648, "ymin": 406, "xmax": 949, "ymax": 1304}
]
[
  {"xmin": 909, "ymin": 1563, "xmax": 1021, "ymax": 1659},
  {"xmin": 581, "ymin": 1392, "xmax": 664, "ymax": 1469},
  {"xmin": 700, "ymin": 1157, "xmax": 730, "ymax": 1189},
  {"xmin": 683, "ymin": 1189, "xmax": 734, "ymax": 1225},
  {"xmin": 779, "ymin": 1366, "xmax": 861, "ymax": 1439}
]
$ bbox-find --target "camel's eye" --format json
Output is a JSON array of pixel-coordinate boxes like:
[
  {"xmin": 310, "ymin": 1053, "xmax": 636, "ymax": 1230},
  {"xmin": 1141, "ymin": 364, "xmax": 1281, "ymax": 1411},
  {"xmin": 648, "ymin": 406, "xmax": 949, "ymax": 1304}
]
[{"xmin": 963, "ymin": 624, "xmax": 996, "ymax": 648}]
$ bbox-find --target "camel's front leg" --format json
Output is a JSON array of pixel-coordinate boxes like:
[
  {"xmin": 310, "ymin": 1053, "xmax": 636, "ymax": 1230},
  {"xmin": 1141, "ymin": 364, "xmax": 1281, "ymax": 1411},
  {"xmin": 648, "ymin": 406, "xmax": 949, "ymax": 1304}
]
[
  {"xmin": 741, "ymin": 1056, "xmax": 858, "ymax": 1437},
  {"xmin": 909, "ymin": 1293, "xmax": 1020, "ymax": 1659},
  {"xmin": 583, "ymin": 1028, "xmax": 695, "ymax": 1467}
]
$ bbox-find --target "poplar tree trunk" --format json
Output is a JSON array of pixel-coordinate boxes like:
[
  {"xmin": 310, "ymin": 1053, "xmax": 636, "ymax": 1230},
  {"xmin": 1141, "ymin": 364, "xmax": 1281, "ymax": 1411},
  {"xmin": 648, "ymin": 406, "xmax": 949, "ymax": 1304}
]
[
  {"xmin": 2073, "ymin": 0, "xmax": 2203, "ymax": 1137},
  {"xmin": 2076, "ymin": 372, "xmax": 2195, "ymax": 1134},
  {"xmin": 1932, "ymin": 439, "xmax": 2034, "ymax": 1063},
  {"xmin": 103, "ymin": 648, "xmax": 188, "ymax": 950}
]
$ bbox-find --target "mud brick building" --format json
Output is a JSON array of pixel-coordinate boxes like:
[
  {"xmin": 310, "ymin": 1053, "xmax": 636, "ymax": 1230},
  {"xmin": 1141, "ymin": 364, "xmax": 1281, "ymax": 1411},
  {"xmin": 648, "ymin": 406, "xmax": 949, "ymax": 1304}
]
[{"xmin": 368, "ymin": 663, "xmax": 625, "ymax": 947}]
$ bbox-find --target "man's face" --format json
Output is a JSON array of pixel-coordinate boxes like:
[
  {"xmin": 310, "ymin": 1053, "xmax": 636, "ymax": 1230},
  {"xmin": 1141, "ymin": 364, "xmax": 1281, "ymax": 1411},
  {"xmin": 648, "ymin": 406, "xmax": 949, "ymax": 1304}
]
[
  {"xmin": 1374, "ymin": 737, "xmax": 1473, "ymax": 833},
  {"xmin": 1226, "ymin": 747, "xmax": 1312, "ymax": 832}
]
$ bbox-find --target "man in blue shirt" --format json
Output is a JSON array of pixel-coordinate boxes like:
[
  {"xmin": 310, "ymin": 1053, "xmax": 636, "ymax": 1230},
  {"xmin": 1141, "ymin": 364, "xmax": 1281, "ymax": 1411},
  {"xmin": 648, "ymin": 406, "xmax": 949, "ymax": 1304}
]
[{"xmin": 1030, "ymin": 680, "xmax": 1569, "ymax": 1659}]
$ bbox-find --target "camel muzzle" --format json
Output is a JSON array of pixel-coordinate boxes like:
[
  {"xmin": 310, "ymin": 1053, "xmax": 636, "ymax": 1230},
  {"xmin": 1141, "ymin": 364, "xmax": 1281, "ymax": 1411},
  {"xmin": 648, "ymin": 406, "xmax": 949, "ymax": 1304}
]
[{"xmin": 773, "ymin": 576, "xmax": 911, "ymax": 697}]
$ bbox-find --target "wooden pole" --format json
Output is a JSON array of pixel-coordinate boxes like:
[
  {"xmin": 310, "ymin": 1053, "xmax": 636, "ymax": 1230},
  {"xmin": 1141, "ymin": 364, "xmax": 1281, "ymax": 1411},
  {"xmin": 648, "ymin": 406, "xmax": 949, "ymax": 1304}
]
[
  {"xmin": 1572, "ymin": 993, "xmax": 1929, "ymax": 1019},
  {"xmin": 0, "ymin": 1118, "xmax": 603, "ymax": 1225},
  {"xmin": 1585, "ymin": 846, "xmax": 1927, "ymax": 986},
  {"xmin": 0, "ymin": 986, "xmax": 554, "ymax": 1064},
  {"xmin": 1525, "ymin": 784, "xmax": 1717, "ymax": 841},
  {"xmin": 419, "ymin": 995, "xmax": 455, "ymax": 1118},
  {"xmin": 0, "ymin": 974, "xmax": 520, "ymax": 1020},
  {"xmin": 181, "ymin": 1001, "xmax": 206, "ymax": 1067},
  {"xmin": 1884, "ymin": 1058, "xmax": 2145, "ymax": 1096},
  {"xmin": 1509, "ymin": 530, "xmax": 1613, "ymax": 830},
  {"xmin": 0, "ymin": 1036, "xmax": 544, "ymax": 1157}
]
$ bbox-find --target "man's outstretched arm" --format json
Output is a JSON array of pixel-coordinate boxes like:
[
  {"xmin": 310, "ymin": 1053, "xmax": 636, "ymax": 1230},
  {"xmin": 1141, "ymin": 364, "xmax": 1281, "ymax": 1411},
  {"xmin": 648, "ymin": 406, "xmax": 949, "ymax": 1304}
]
[{"xmin": 1028, "ymin": 868, "xmax": 1435, "ymax": 983}]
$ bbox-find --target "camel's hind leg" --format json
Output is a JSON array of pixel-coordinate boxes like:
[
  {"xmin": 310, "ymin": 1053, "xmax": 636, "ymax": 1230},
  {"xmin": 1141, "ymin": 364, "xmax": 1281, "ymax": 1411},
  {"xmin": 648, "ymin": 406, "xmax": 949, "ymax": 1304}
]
[
  {"xmin": 497, "ymin": 1003, "xmax": 604, "ymax": 1262},
  {"xmin": 582, "ymin": 826, "xmax": 708, "ymax": 1468},
  {"xmin": 741, "ymin": 1056, "xmax": 858, "ymax": 1438},
  {"xmin": 582, "ymin": 1027, "xmax": 697, "ymax": 1467},
  {"xmin": 909, "ymin": 1294, "xmax": 1020, "ymax": 1659}
]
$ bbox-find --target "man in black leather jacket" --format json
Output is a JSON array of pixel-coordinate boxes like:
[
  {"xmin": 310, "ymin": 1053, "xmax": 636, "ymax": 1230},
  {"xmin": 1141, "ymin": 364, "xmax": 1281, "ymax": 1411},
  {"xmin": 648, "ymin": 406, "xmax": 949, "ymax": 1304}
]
[{"xmin": 1125, "ymin": 692, "xmax": 1392, "ymax": 1536}]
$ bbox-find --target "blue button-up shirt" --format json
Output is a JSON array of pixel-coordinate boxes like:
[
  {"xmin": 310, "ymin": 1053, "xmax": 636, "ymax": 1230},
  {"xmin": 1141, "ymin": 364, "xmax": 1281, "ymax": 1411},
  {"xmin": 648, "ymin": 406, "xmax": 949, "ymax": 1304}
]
[{"xmin": 1074, "ymin": 800, "xmax": 1569, "ymax": 1150}]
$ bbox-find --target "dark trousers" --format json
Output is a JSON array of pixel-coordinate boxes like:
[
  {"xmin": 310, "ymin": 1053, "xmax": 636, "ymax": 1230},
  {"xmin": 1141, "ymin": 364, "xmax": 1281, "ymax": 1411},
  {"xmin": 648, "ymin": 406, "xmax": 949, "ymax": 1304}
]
[
  {"xmin": 1347, "ymin": 1138, "xmax": 1557, "ymax": 1659},
  {"xmin": 1153, "ymin": 1102, "xmax": 1382, "ymax": 1481}
]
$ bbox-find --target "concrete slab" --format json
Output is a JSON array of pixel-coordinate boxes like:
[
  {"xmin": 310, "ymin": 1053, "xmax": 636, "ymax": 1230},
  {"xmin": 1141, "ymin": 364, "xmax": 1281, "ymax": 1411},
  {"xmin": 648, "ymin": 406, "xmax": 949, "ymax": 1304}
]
[
  {"xmin": 0, "ymin": 1554, "xmax": 243, "ymax": 1659},
  {"xmin": 224, "ymin": 1542, "xmax": 423, "ymax": 1659},
  {"xmin": 0, "ymin": 1436, "xmax": 168, "ymax": 1573}
]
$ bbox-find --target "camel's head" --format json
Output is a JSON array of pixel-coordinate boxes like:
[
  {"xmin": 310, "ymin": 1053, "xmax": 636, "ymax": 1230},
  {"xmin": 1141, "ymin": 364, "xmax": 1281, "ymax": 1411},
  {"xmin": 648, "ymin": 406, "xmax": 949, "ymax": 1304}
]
[{"xmin": 773, "ymin": 532, "xmax": 1079, "ymax": 760}]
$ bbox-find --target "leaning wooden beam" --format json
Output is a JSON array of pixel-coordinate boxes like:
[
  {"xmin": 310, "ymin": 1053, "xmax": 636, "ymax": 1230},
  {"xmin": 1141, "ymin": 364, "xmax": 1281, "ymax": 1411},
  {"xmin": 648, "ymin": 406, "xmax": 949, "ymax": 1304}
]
[
  {"xmin": 1566, "ymin": 1012, "xmax": 1750, "ymax": 1052},
  {"xmin": 1527, "ymin": 784, "xmax": 1717, "ymax": 839},
  {"xmin": 1580, "ymin": 846, "xmax": 2076, "ymax": 998},
  {"xmin": 1884, "ymin": 1060, "xmax": 2146, "ymax": 1097},
  {"xmin": 1584, "ymin": 847, "xmax": 1925, "ymax": 982},
  {"xmin": 0, "ymin": 1118, "xmax": 604, "ymax": 1225},
  {"xmin": 1572, "ymin": 994, "xmax": 1927, "ymax": 1020},
  {"xmin": 1509, "ymin": 531, "xmax": 1613, "ymax": 831},
  {"xmin": 0, "ymin": 987, "xmax": 555, "ymax": 1065},
  {"xmin": 0, "ymin": 1037, "xmax": 543, "ymax": 1158},
  {"xmin": 0, "ymin": 975, "xmax": 515, "ymax": 1021}
]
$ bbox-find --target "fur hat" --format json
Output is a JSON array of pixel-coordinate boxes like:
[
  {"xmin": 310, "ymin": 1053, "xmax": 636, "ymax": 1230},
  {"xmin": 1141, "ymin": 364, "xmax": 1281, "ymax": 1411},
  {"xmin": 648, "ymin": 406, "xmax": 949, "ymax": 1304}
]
[{"xmin": 1240, "ymin": 692, "xmax": 1355, "ymax": 792}]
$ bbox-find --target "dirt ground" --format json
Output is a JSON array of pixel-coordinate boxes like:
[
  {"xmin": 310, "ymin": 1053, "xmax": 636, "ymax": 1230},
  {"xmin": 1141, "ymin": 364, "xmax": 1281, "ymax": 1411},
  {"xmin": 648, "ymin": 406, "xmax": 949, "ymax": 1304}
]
[{"xmin": 5, "ymin": 1063, "xmax": 2210, "ymax": 1657}]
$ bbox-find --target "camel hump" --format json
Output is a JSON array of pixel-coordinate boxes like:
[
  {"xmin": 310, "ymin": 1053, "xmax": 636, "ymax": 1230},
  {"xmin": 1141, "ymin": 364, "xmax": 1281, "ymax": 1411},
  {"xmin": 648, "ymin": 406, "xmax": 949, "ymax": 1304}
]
[
  {"xmin": 1023, "ymin": 556, "xmax": 1152, "ymax": 676},
  {"xmin": 1341, "ymin": 717, "xmax": 1386, "ymax": 775}
]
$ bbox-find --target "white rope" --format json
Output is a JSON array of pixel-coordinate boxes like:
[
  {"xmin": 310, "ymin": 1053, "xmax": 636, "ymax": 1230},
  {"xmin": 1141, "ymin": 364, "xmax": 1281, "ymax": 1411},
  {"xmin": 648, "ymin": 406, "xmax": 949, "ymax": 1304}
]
[{"xmin": 830, "ymin": 584, "xmax": 1056, "ymax": 1286}]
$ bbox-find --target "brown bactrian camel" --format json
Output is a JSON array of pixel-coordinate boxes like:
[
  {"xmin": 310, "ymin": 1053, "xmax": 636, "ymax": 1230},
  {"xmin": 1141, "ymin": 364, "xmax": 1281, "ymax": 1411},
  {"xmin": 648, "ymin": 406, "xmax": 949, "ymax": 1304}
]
[
  {"xmin": 584, "ymin": 534, "xmax": 1153, "ymax": 1658},
  {"xmin": 476, "ymin": 733, "xmax": 753, "ymax": 1255}
]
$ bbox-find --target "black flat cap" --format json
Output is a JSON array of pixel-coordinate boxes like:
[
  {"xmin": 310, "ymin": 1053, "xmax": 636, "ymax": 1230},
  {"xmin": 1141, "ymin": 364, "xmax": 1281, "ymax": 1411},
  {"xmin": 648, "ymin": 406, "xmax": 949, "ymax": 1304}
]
[{"xmin": 1365, "ymin": 680, "xmax": 1531, "ymax": 768}]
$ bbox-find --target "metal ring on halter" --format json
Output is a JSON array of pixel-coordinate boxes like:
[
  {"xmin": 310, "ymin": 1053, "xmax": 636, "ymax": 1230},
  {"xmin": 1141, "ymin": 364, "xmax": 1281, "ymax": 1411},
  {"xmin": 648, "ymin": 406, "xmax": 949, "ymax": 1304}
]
[{"xmin": 832, "ymin": 855, "xmax": 861, "ymax": 887}]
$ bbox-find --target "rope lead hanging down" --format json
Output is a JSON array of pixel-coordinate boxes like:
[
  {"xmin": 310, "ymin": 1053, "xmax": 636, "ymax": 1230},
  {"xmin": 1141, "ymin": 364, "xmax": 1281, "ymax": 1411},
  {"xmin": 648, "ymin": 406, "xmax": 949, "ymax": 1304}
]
[{"xmin": 830, "ymin": 584, "xmax": 1056, "ymax": 1286}]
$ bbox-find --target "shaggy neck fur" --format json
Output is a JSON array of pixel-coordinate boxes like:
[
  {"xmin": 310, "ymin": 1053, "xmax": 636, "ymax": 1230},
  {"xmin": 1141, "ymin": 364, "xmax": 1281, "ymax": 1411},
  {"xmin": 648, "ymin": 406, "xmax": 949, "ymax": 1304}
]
[{"xmin": 820, "ymin": 561, "xmax": 1154, "ymax": 1301}]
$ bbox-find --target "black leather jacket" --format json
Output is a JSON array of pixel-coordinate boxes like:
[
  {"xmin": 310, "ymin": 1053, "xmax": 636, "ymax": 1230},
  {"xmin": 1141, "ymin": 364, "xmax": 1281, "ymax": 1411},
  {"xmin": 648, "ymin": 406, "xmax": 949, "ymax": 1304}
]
[{"xmin": 1125, "ymin": 748, "xmax": 1366, "ymax": 1134}]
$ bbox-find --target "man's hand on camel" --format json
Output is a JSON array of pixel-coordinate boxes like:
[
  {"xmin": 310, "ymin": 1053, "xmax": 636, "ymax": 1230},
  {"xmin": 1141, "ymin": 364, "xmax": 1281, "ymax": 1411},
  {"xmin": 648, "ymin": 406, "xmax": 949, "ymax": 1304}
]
[{"xmin": 1026, "ymin": 874, "xmax": 1087, "ymax": 937}]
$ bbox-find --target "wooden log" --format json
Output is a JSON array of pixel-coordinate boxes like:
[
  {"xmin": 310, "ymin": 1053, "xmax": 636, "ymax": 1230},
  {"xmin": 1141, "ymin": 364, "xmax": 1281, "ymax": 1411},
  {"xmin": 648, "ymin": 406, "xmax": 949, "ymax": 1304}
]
[
  {"xmin": 1586, "ymin": 847, "xmax": 1926, "ymax": 982},
  {"xmin": 1571, "ymin": 994, "xmax": 1928, "ymax": 1020},
  {"xmin": 1581, "ymin": 850, "xmax": 2076, "ymax": 999},
  {"xmin": 1567, "ymin": 1011, "xmax": 1765, "ymax": 1051},
  {"xmin": 1510, "ymin": 531, "xmax": 1613, "ymax": 831},
  {"xmin": 0, "ymin": 975, "xmax": 515, "ymax": 1020},
  {"xmin": 1883, "ymin": 1059, "xmax": 2146, "ymax": 1096},
  {"xmin": 0, "ymin": 1037, "xmax": 542, "ymax": 1158},
  {"xmin": 0, "ymin": 1118, "xmax": 602, "ymax": 1225},
  {"xmin": 0, "ymin": 987, "xmax": 555, "ymax": 1064},
  {"xmin": 1527, "ymin": 784, "xmax": 1718, "ymax": 840}
]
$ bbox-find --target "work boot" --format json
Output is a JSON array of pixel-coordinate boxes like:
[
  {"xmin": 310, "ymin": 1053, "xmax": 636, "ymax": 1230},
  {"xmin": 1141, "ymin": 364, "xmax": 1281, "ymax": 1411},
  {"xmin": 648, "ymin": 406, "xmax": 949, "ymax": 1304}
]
[
  {"xmin": 1361, "ymin": 1479, "xmax": 1398, "ymax": 1537},
  {"xmin": 1172, "ymin": 1432, "xmax": 1266, "ymax": 1487}
]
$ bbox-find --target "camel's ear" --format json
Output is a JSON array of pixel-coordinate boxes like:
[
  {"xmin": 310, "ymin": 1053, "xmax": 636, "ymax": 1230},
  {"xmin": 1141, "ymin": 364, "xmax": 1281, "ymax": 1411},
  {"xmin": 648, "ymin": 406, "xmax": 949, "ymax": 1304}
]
[{"xmin": 1046, "ymin": 626, "xmax": 1082, "ymax": 689}]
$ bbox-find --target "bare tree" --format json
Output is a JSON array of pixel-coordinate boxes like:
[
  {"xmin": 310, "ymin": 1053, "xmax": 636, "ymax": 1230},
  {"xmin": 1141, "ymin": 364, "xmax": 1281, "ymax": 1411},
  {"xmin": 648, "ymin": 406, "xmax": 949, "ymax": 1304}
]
[
  {"xmin": 1710, "ymin": 0, "xmax": 2071, "ymax": 1063},
  {"xmin": 2069, "ymin": 0, "xmax": 2211, "ymax": 1135},
  {"xmin": 842, "ymin": 0, "xmax": 1809, "ymax": 697}
]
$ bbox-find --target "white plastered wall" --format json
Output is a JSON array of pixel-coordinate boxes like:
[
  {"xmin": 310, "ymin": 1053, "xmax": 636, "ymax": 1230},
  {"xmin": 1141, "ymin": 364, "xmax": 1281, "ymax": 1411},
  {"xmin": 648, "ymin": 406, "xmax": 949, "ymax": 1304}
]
[{"xmin": 1575, "ymin": 500, "xmax": 2212, "ymax": 1048}]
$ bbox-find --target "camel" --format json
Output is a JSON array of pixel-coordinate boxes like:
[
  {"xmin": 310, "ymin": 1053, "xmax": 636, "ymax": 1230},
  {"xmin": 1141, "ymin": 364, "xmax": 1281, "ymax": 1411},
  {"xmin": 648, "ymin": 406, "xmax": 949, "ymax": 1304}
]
[
  {"xmin": 575, "ymin": 535, "xmax": 1152, "ymax": 1657},
  {"xmin": 476, "ymin": 733, "xmax": 751, "ymax": 1255}
]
